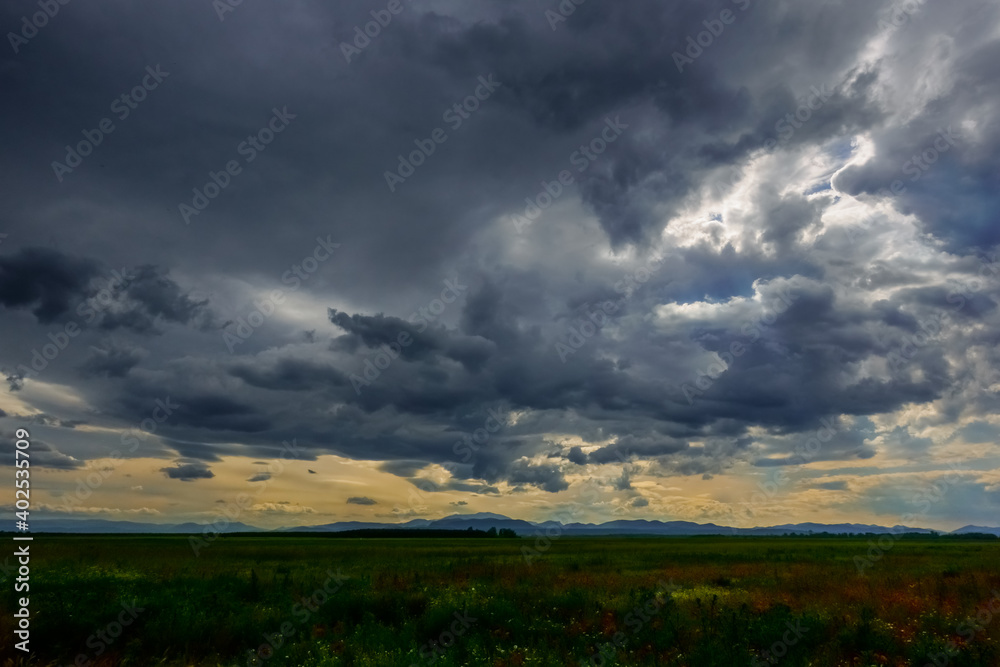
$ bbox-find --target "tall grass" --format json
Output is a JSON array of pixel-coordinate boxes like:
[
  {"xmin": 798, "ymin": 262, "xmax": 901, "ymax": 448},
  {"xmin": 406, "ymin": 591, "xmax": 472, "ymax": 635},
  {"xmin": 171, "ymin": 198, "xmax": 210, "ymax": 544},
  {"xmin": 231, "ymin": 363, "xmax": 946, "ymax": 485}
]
[{"xmin": 1, "ymin": 535, "xmax": 998, "ymax": 666}]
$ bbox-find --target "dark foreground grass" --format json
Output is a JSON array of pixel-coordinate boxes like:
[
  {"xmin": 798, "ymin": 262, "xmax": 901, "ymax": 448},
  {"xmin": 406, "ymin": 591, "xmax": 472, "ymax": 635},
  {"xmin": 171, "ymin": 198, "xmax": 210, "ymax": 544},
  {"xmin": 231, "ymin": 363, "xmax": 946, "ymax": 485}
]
[{"xmin": 2, "ymin": 535, "xmax": 999, "ymax": 666}]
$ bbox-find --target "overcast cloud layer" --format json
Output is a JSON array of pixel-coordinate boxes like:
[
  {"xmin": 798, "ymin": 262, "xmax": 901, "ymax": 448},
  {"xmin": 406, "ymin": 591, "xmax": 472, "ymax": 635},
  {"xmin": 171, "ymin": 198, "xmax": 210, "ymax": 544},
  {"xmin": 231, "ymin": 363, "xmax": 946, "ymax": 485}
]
[{"xmin": 1, "ymin": 0, "xmax": 999, "ymax": 530}]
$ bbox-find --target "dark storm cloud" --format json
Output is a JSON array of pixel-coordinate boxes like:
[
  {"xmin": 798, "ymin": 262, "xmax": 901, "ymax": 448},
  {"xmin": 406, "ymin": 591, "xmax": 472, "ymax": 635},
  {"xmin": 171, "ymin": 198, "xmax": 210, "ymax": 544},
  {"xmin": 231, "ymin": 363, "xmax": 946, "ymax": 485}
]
[
  {"xmin": 346, "ymin": 496, "xmax": 377, "ymax": 505},
  {"xmin": 756, "ymin": 189, "xmax": 829, "ymax": 251},
  {"xmin": 0, "ymin": 247, "xmax": 210, "ymax": 337},
  {"xmin": 589, "ymin": 433, "xmax": 690, "ymax": 463},
  {"xmin": 0, "ymin": 433, "xmax": 82, "ymax": 469},
  {"xmin": 329, "ymin": 306, "xmax": 503, "ymax": 383},
  {"xmin": 3, "ymin": 0, "xmax": 882, "ymax": 283},
  {"xmin": 229, "ymin": 356, "xmax": 350, "ymax": 392},
  {"xmin": 78, "ymin": 338, "xmax": 147, "ymax": 378},
  {"xmin": 378, "ymin": 460, "xmax": 429, "ymax": 477},
  {"xmin": 153, "ymin": 393, "xmax": 270, "ymax": 435},
  {"xmin": 506, "ymin": 460, "xmax": 568, "ymax": 493},
  {"xmin": 328, "ymin": 309, "xmax": 445, "ymax": 361},
  {"xmin": 567, "ymin": 446, "xmax": 587, "ymax": 465},
  {"xmin": 40, "ymin": 257, "xmax": 987, "ymax": 490},
  {"xmin": 2, "ymin": 0, "xmax": 998, "ymax": 508},
  {"xmin": 0, "ymin": 370, "xmax": 22, "ymax": 392},
  {"xmin": 755, "ymin": 425, "xmax": 876, "ymax": 467},
  {"xmin": 7, "ymin": 413, "xmax": 86, "ymax": 430},
  {"xmin": 611, "ymin": 466, "xmax": 634, "ymax": 491},
  {"xmin": 161, "ymin": 461, "xmax": 215, "ymax": 481},
  {"xmin": 0, "ymin": 247, "xmax": 100, "ymax": 323},
  {"xmin": 99, "ymin": 265, "xmax": 213, "ymax": 334},
  {"xmin": 443, "ymin": 481, "xmax": 500, "ymax": 495},
  {"xmin": 833, "ymin": 42, "xmax": 1000, "ymax": 252},
  {"xmin": 672, "ymin": 277, "xmax": 963, "ymax": 428}
]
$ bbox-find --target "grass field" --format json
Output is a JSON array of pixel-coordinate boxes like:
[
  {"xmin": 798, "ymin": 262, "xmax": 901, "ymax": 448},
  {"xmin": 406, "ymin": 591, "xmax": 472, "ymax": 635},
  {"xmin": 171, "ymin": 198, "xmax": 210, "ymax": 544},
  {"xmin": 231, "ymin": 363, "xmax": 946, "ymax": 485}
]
[{"xmin": 2, "ymin": 535, "xmax": 999, "ymax": 666}]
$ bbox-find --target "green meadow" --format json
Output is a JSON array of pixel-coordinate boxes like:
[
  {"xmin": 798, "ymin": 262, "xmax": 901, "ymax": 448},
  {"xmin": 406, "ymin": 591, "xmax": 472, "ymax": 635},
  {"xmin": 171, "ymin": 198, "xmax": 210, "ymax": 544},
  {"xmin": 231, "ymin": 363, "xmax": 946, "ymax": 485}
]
[{"xmin": 2, "ymin": 535, "xmax": 999, "ymax": 666}]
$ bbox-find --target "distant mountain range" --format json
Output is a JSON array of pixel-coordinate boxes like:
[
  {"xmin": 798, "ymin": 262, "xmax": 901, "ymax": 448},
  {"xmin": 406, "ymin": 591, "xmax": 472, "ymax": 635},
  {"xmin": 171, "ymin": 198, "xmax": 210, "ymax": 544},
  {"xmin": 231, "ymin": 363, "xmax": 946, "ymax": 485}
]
[
  {"xmin": 950, "ymin": 524, "xmax": 1000, "ymax": 536},
  {"xmin": 12, "ymin": 514, "xmax": 1000, "ymax": 537},
  {"xmin": 17, "ymin": 519, "xmax": 264, "ymax": 534}
]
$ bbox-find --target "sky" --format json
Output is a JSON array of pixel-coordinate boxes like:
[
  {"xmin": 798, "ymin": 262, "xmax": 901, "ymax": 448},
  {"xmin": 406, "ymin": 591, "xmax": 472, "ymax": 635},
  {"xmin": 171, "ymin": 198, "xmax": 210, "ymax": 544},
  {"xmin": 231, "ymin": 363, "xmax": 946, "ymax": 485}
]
[{"xmin": 1, "ymin": 0, "xmax": 999, "ymax": 531}]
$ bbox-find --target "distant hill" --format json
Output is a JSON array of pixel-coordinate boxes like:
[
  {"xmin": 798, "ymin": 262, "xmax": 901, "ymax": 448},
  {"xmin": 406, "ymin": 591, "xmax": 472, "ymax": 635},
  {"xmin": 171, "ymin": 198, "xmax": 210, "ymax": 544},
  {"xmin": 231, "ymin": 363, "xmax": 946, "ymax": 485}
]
[
  {"xmin": 303, "ymin": 528, "xmax": 511, "ymax": 538},
  {"xmin": 13, "ymin": 514, "xmax": 997, "ymax": 537},
  {"xmin": 741, "ymin": 522, "xmax": 940, "ymax": 536},
  {"xmin": 288, "ymin": 515, "xmax": 946, "ymax": 536},
  {"xmin": 18, "ymin": 519, "xmax": 263, "ymax": 534},
  {"xmin": 950, "ymin": 525, "xmax": 1000, "ymax": 537}
]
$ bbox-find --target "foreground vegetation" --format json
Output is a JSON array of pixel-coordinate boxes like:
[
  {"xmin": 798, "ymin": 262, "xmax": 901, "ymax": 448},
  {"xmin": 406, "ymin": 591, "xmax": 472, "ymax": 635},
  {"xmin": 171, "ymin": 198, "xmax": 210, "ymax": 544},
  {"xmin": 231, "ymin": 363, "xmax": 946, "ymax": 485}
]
[{"xmin": 1, "ymin": 535, "xmax": 999, "ymax": 666}]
